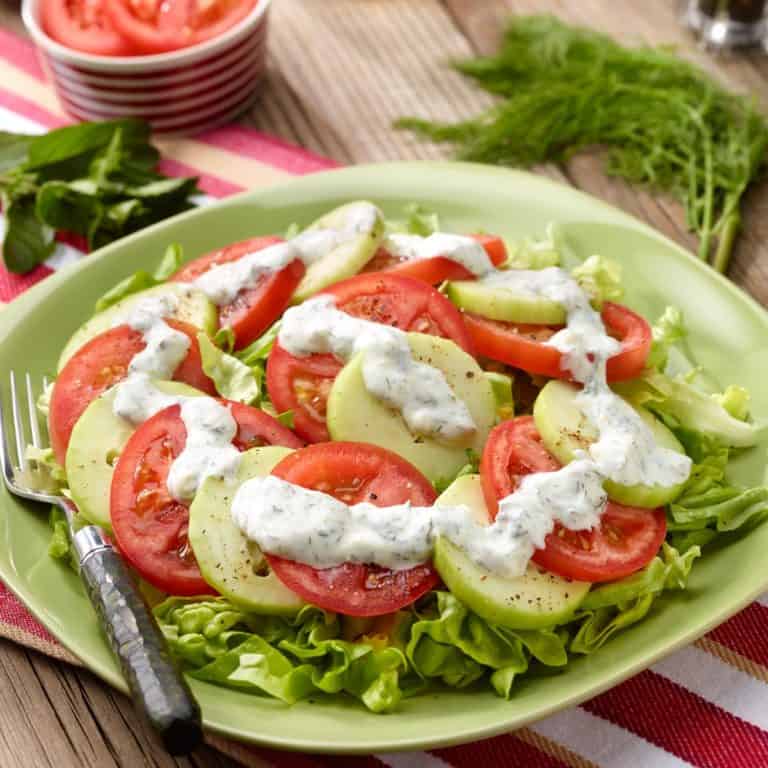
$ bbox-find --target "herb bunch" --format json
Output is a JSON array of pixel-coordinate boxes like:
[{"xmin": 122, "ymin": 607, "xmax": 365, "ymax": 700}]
[
  {"xmin": 0, "ymin": 119, "xmax": 198, "ymax": 274},
  {"xmin": 397, "ymin": 15, "xmax": 768, "ymax": 272}
]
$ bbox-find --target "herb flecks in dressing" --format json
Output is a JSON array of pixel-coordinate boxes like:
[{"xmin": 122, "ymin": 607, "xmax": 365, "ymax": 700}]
[
  {"xmin": 278, "ymin": 295, "xmax": 476, "ymax": 442},
  {"xmin": 191, "ymin": 202, "xmax": 382, "ymax": 307},
  {"xmin": 384, "ymin": 233, "xmax": 494, "ymax": 276},
  {"xmin": 231, "ymin": 460, "xmax": 606, "ymax": 578}
]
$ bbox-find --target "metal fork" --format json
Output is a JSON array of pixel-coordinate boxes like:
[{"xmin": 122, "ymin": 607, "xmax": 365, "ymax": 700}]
[{"xmin": 0, "ymin": 371, "xmax": 202, "ymax": 756}]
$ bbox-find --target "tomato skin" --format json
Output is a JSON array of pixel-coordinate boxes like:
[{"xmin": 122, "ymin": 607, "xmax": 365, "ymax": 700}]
[
  {"xmin": 364, "ymin": 234, "xmax": 507, "ymax": 285},
  {"xmin": 106, "ymin": 0, "xmax": 257, "ymax": 55},
  {"xmin": 532, "ymin": 505, "xmax": 668, "ymax": 583},
  {"xmin": 172, "ymin": 236, "xmax": 305, "ymax": 351},
  {"xmin": 110, "ymin": 401, "xmax": 302, "ymax": 595},
  {"xmin": 265, "ymin": 442, "xmax": 440, "ymax": 616},
  {"xmin": 266, "ymin": 346, "xmax": 342, "ymax": 444},
  {"xmin": 41, "ymin": 0, "xmax": 133, "ymax": 56},
  {"xmin": 267, "ymin": 273, "xmax": 473, "ymax": 443},
  {"xmin": 48, "ymin": 319, "xmax": 215, "ymax": 466},
  {"xmin": 464, "ymin": 302, "xmax": 651, "ymax": 382},
  {"xmin": 602, "ymin": 302, "xmax": 653, "ymax": 382},
  {"xmin": 480, "ymin": 416, "xmax": 559, "ymax": 518},
  {"xmin": 480, "ymin": 416, "xmax": 666, "ymax": 583}
]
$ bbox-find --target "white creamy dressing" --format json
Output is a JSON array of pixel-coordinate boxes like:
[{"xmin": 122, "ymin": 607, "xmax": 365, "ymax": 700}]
[
  {"xmin": 279, "ymin": 295, "xmax": 476, "ymax": 441},
  {"xmin": 191, "ymin": 202, "xmax": 381, "ymax": 307},
  {"xmin": 99, "ymin": 221, "xmax": 692, "ymax": 580},
  {"xmin": 115, "ymin": 292, "xmax": 191, "ymax": 380},
  {"xmin": 110, "ymin": 293, "xmax": 242, "ymax": 502},
  {"xmin": 384, "ymin": 233, "xmax": 494, "ymax": 276},
  {"xmin": 192, "ymin": 242, "xmax": 302, "ymax": 307},
  {"xmin": 232, "ymin": 460, "xmax": 606, "ymax": 577},
  {"xmin": 233, "ymin": 231, "xmax": 692, "ymax": 578},
  {"xmin": 105, "ymin": 203, "xmax": 383, "ymax": 502}
]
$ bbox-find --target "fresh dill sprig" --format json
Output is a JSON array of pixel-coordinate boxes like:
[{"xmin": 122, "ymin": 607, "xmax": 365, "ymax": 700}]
[{"xmin": 396, "ymin": 15, "xmax": 768, "ymax": 273}]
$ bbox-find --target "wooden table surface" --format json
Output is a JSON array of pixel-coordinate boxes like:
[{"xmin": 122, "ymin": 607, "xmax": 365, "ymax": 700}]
[{"xmin": 1, "ymin": 1, "xmax": 767, "ymax": 766}]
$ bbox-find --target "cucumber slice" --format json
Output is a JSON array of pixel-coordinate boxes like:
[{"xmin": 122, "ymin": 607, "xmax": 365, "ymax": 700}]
[
  {"xmin": 326, "ymin": 332, "xmax": 497, "ymax": 484},
  {"xmin": 291, "ymin": 201, "xmax": 385, "ymax": 303},
  {"xmin": 58, "ymin": 283, "xmax": 218, "ymax": 372},
  {"xmin": 188, "ymin": 446, "xmax": 305, "ymax": 615},
  {"xmin": 446, "ymin": 279, "xmax": 566, "ymax": 324},
  {"xmin": 533, "ymin": 379, "xmax": 687, "ymax": 508},
  {"xmin": 434, "ymin": 474, "xmax": 590, "ymax": 629},
  {"xmin": 65, "ymin": 380, "xmax": 205, "ymax": 530}
]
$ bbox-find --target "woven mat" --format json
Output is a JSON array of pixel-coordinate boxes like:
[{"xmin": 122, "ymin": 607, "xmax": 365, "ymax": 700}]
[{"xmin": 2, "ymin": 25, "xmax": 768, "ymax": 768}]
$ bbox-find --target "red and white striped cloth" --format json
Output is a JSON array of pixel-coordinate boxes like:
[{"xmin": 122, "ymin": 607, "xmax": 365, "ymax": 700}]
[{"xmin": 2, "ymin": 25, "xmax": 768, "ymax": 768}]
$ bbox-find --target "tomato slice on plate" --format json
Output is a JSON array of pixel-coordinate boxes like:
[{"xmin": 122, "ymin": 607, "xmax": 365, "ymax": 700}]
[
  {"xmin": 265, "ymin": 442, "xmax": 440, "ymax": 616},
  {"xmin": 48, "ymin": 320, "xmax": 215, "ymax": 466},
  {"xmin": 110, "ymin": 401, "xmax": 303, "ymax": 595},
  {"xmin": 106, "ymin": 0, "xmax": 257, "ymax": 55},
  {"xmin": 266, "ymin": 273, "xmax": 473, "ymax": 443},
  {"xmin": 171, "ymin": 236, "xmax": 305, "ymax": 351},
  {"xmin": 41, "ymin": 0, "xmax": 133, "ymax": 56},
  {"xmin": 363, "ymin": 234, "xmax": 508, "ymax": 285},
  {"xmin": 480, "ymin": 416, "xmax": 666, "ymax": 582},
  {"xmin": 464, "ymin": 301, "xmax": 652, "ymax": 382}
]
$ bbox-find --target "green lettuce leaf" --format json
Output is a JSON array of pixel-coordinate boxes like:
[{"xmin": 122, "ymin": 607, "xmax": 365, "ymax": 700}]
[
  {"xmin": 94, "ymin": 243, "xmax": 183, "ymax": 312},
  {"xmin": 406, "ymin": 592, "xmax": 566, "ymax": 696},
  {"xmin": 504, "ymin": 226, "xmax": 560, "ymax": 270},
  {"xmin": 616, "ymin": 370, "xmax": 758, "ymax": 448},
  {"xmin": 485, "ymin": 371, "xmax": 515, "ymax": 420},
  {"xmin": 571, "ymin": 543, "xmax": 700, "ymax": 654},
  {"xmin": 385, "ymin": 204, "xmax": 441, "ymax": 237},
  {"xmin": 647, "ymin": 306, "xmax": 686, "ymax": 371},
  {"xmin": 155, "ymin": 590, "xmax": 571, "ymax": 711},
  {"xmin": 236, "ymin": 321, "xmax": 280, "ymax": 367},
  {"xmin": 197, "ymin": 332, "xmax": 261, "ymax": 405},
  {"xmin": 24, "ymin": 445, "xmax": 66, "ymax": 492},
  {"xmin": 155, "ymin": 598, "xmax": 405, "ymax": 713},
  {"xmin": 571, "ymin": 254, "xmax": 623, "ymax": 306}
]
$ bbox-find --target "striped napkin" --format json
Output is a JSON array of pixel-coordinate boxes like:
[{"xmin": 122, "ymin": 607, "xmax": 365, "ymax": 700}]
[{"xmin": 2, "ymin": 25, "xmax": 768, "ymax": 768}]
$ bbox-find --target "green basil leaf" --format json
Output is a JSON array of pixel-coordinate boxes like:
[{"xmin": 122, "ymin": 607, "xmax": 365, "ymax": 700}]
[
  {"xmin": 35, "ymin": 180, "xmax": 101, "ymax": 236},
  {"xmin": 25, "ymin": 119, "xmax": 149, "ymax": 171},
  {"xmin": 0, "ymin": 131, "xmax": 34, "ymax": 173},
  {"xmin": 1, "ymin": 194, "xmax": 55, "ymax": 273}
]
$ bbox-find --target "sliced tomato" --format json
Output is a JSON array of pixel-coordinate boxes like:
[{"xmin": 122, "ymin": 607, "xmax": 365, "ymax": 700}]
[
  {"xmin": 171, "ymin": 236, "xmax": 305, "ymax": 351},
  {"xmin": 265, "ymin": 442, "xmax": 439, "ymax": 616},
  {"xmin": 110, "ymin": 401, "xmax": 303, "ymax": 595},
  {"xmin": 41, "ymin": 0, "xmax": 134, "ymax": 56},
  {"xmin": 48, "ymin": 320, "xmax": 215, "ymax": 466},
  {"xmin": 267, "ymin": 273, "xmax": 473, "ymax": 443},
  {"xmin": 363, "ymin": 234, "xmax": 507, "ymax": 285},
  {"xmin": 480, "ymin": 416, "xmax": 666, "ymax": 583},
  {"xmin": 464, "ymin": 301, "xmax": 651, "ymax": 382},
  {"xmin": 105, "ymin": 0, "xmax": 257, "ymax": 55}
]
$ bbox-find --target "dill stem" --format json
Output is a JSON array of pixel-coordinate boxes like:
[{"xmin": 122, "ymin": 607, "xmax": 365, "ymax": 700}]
[{"xmin": 713, "ymin": 212, "xmax": 741, "ymax": 273}]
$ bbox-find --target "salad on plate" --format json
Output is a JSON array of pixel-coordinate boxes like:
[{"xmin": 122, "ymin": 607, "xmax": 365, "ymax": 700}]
[{"xmin": 37, "ymin": 200, "xmax": 767, "ymax": 713}]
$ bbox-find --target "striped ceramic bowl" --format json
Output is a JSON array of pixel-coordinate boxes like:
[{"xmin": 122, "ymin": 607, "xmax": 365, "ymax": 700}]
[{"xmin": 21, "ymin": 0, "xmax": 271, "ymax": 135}]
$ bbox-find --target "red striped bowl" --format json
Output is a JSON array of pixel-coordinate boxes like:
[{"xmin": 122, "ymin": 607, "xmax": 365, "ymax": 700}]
[{"xmin": 21, "ymin": 0, "xmax": 271, "ymax": 135}]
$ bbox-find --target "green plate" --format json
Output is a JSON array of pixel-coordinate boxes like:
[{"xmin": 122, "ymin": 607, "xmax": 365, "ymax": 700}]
[{"xmin": 1, "ymin": 163, "xmax": 767, "ymax": 753}]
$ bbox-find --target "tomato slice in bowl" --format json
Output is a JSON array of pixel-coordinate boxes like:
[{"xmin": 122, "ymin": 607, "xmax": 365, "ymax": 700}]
[
  {"xmin": 110, "ymin": 401, "xmax": 303, "ymax": 595},
  {"xmin": 463, "ymin": 301, "xmax": 651, "ymax": 382},
  {"xmin": 265, "ymin": 442, "xmax": 440, "ymax": 616},
  {"xmin": 48, "ymin": 320, "xmax": 216, "ymax": 466},
  {"xmin": 266, "ymin": 273, "xmax": 473, "ymax": 443},
  {"xmin": 171, "ymin": 236, "xmax": 305, "ymax": 351},
  {"xmin": 41, "ymin": 0, "xmax": 134, "ymax": 56},
  {"xmin": 105, "ymin": 0, "xmax": 257, "ymax": 55},
  {"xmin": 363, "ymin": 234, "xmax": 508, "ymax": 285},
  {"xmin": 480, "ymin": 416, "xmax": 666, "ymax": 583}
]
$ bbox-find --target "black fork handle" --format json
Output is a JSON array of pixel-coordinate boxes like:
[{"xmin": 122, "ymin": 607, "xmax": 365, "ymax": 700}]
[{"xmin": 74, "ymin": 525, "xmax": 202, "ymax": 755}]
